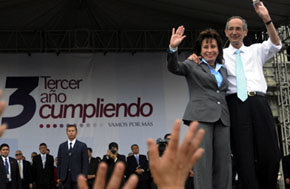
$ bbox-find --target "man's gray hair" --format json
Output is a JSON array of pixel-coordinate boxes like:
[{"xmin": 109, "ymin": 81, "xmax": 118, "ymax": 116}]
[{"xmin": 225, "ymin": 16, "xmax": 248, "ymax": 30}]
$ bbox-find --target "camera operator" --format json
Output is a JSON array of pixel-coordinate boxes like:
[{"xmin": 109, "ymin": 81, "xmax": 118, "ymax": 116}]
[
  {"xmin": 102, "ymin": 142, "xmax": 126, "ymax": 186},
  {"xmin": 157, "ymin": 133, "xmax": 194, "ymax": 189},
  {"xmin": 156, "ymin": 133, "xmax": 171, "ymax": 157}
]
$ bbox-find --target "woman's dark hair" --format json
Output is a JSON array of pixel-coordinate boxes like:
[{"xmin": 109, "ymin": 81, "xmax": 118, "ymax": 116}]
[{"xmin": 194, "ymin": 28, "xmax": 224, "ymax": 64}]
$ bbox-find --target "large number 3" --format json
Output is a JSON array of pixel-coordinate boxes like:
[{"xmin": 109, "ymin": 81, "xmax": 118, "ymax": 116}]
[{"xmin": 2, "ymin": 77, "xmax": 39, "ymax": 129}]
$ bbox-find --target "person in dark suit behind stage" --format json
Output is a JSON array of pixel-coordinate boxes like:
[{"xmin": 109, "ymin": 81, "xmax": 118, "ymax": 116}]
[
  {"xmin": 102, "ymin": 142, "xmax": 126, "ymax": 184},
  {"xmin": 0, "ymin": 143, "xmax": 22, "ymax": 189},
  {"xmin": 167, "ymin": 26, "xmax": 231, "ymax": 189},
  {"xmin": 30, "ymin": 152, "xmax": 37, "ymax": 166},
  {"xmin": 32, "ymin": 143, "xmax": 54, "ymax": 189},
  {"xmin": 87, "ymin": 147, "xmax": 99, "ymax": 189},
  {"xmin": 15, "ymin": 150, "xmax": 32, "ymax": 189},
  {"xmin": 57, "ymin": 124, "xmax": 89, "ymax": 189},
  {"xmin": 126, "ymin": 144, "xmax": 148, "ymax": 189}
]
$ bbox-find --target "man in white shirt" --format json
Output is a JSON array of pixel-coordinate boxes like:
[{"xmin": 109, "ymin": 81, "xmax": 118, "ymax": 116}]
[
  {"xmin": 223, "ymin": 2, "xmax": 281, "ymax": 189},
  {"xmin": 0, "ymin": 143, "xmax": 21, "ymax": 189},
  {"xmin": 15, "ymin": 150, "xmax": 32, "ymax": 189},
  {"xmin": 126, "ymin": 144, "xmax": 148, "ymax": 189},
  {"xmin": 188, "ymin": 2, "xmax": 281, "ymax": 189},
  {"xmin": 32, "ymin": 143, "xmax": 54, "ymax": 189}
]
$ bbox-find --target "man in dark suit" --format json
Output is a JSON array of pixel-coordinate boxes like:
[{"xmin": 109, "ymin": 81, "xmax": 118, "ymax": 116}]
[
  {"xmin": 32, "ymin": 143, "xmax": 54, "ymax": 189},
  {"xmin": 15, "ymin": 150, "xmax": 32, "ymax": 189},
  {"xmin": 87, "ymin": 148, "xmax": 99, "ymax": 189},
  {"xmin": 0, "ymin": 143, "xmax": 22, "ymax": 189},
  {"xmin": 102, "ymin": 142, "xmax": 126, "ymax": 185},
  {"xmin": 126, "ymin": 144, "xmax": 148, "ymax": 189},
  {"xmin": 57, "ymin": 124, "xmax": 88, "ymax": 189},
  {"xmin": 30, "ymin": 152, "xmax": 37, "ymax": 165}
]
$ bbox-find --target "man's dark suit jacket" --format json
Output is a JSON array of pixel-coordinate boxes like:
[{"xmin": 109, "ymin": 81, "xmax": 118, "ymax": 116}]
[
  {"xmin": 57, "ymin": 140, "xmax": 89, "ymax": 182},
  {"xmin": 32, "ymin": 154, "xmax": 54, "ymax": 188},
  {"xmin": 20, "ymin": 160, "xmax": 33, "ymax": 189},
  {"xmin": 0, "ymin": 156, "xmax": 22, "ymax": 189},
  {"xmin": 87, "ymin": 157, "xmax": 99, "ymax": 188},
  {"xmin": 167, "ymin": 51, "xmax": 230, "ymax": 126},
  {"xmin": 102, "ymin": 154, "xmax": 126, "ymax": 183},
  {"xmin": 126, "ymin": 154, "xmax": 148, "ymax": 181}
]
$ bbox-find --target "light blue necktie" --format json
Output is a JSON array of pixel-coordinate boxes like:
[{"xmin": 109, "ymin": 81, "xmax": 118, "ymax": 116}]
[
  {"xmin": 235, "ymin": 50, "xmax": 248, "ymax": 101},
  {"xmin": 135, "ymin": 155, "xmax": 139, "ymax": 165}
]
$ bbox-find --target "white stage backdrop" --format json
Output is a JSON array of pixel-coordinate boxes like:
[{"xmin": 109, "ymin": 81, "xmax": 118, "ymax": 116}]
[{"xmin": 0, "ymin": 53, "xmax": 190, "ymax": 159}]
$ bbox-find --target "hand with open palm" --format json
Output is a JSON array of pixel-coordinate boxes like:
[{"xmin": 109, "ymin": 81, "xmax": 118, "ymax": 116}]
[{"xmin": 170, "ymin": 26, "xmax": 186, "ymax": 49}]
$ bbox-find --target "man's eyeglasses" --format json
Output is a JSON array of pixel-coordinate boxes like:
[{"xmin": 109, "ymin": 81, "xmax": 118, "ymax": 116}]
[{"xmin": 15, "ymin": 154, "xmax": 22, "ymax": 156}]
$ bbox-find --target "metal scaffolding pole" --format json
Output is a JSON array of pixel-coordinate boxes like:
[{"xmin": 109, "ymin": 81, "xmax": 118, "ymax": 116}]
[
  {"xmin": 273, "ymin": 25, "xmax": 290, "ymax": 156},
  {"xmin": 271, "ymin": 24, "xmax": 290, "ymax": 189}
]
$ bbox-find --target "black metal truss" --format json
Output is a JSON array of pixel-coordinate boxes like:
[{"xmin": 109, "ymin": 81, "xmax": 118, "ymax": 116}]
[
  {"xmin": 273, "ymin": 25, "xmax": 290, "ymax": 156},
  {"xmin": 0, "ymin": 29, "xmax": 265, "ymax": 53}
]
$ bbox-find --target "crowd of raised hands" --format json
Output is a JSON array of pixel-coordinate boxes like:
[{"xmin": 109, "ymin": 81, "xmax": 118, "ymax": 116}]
[{"xmin": 78, "ymin": 120, "xmax": 204, "ymax": 189}]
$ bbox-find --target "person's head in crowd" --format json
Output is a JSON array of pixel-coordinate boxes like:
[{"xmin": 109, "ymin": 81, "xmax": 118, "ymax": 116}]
[
  {"xmin": 194, "ymin": 28, "xmax": 224, "ymax": 66},
  {"xmin": 31, "ymin": 152, "xmax": 37, "ymax": 161},
  {"xmin": 0, "ymin": 143, "xmax": 10, "ymax": 158},
  {"xmin": 88, "ymin": 147, "xmax": 93, "ymax": 158},
  {"xmin": 66, "ymin": 124, "xmax": 77, "ymax": 141},
  {"xmin": 47, "ymin": 148, "xmax": 50, "ymax": 154},
  {"xmin": 15, "ymin": 150, "xmax": 23, "ymax": 160},
  {"xmin": 108, "ymin": 142, "xmax": 119, "ymax": 155},
  {"xmin": 131, "ymin": 144, "xmax": 139, "ymax": 155},
  {"xmin": 39, "ymin": 143, "xmax": 48, "ymax": 155},
  {"xmin": 225, "ymin": 16, "xmax": 248, "ymax": 49},
  {"xmin": 15, "ymin": 150, "xmax": 23, "ymax": 161}
]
